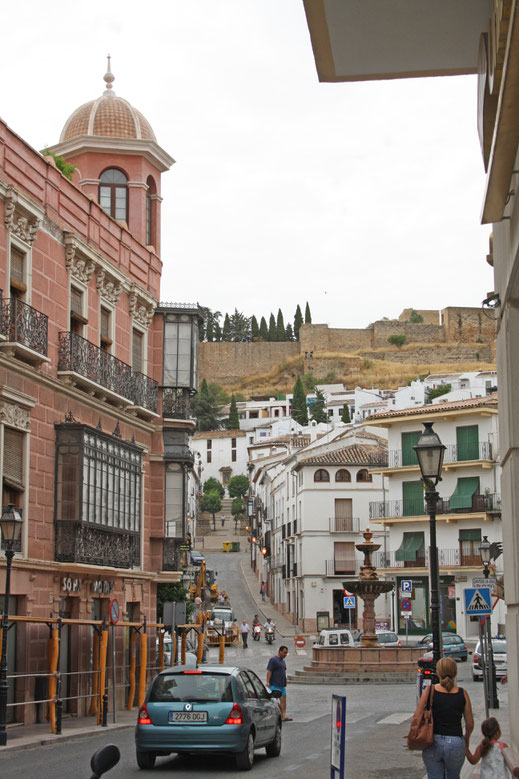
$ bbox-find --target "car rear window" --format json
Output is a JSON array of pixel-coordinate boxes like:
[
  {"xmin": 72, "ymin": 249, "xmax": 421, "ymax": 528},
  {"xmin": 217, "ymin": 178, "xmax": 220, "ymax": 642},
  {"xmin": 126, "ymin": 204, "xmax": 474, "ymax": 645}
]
[
  {"xmin": 491, "ymin": 641, "xmax": 507, "ymax": 653},
  {"xmin": 150, "ymin": 673, "xmax": 233, "ymax": 703},
  {"xmin": 378, "ymin": 633, "xmax": 397, "ymax": 643}
]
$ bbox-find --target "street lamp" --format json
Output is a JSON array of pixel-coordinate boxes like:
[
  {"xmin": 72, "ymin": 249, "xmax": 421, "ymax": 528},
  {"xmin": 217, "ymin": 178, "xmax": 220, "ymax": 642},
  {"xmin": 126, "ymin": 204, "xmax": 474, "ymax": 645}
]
[
  {"xmin": 479, "ymin": 535, "xmax": 498, "ymax": 711},
  {"xmin": 0, "ymin": 504, "xmax": 23, "ymax": 746},
  {"xmin": 414, "ymin": 421, "xmax": 446, "ymax": 668}
]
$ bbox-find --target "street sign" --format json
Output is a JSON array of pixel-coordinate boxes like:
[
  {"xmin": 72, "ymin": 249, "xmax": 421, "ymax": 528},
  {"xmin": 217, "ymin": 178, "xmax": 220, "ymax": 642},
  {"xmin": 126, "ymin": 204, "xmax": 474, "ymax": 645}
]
[
  {"xmin": 472, "ymin": 577, "xmax": 496, "ymax": 591},
  {"xmin": 401, "ymin": 599, "xmax": 412, "ymax": 611},
  {"xmin": 343, "ymin": 596, "xmax": 355, "ymax": 609},
  {"xmin": 294, "ymin": 636, "xmax": 306, "ymax": 648},
  {"xmin": 464, "ymin": 587, "xmax": 492, "ymax": 615},
  {"xmin": 401, "ymin": 612, "xmax": 412, "ymax": 618},
  {"xmin": 400, "ymin": 580, "xmax": 413, "ymax": 594},
  {"xmin": 109, "ymin": 598, "xmax": 120, "ymax": 625},
  {"xmin": 330, "ymin": 695, "xmax": 346, "ymax": 778}
]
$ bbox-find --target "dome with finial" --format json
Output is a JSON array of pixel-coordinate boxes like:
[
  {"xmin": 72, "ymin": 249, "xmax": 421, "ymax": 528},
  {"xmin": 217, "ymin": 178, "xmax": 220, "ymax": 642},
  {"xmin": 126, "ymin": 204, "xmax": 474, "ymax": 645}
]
[{"xmin": 60, "ymin": 56, "xmax": 156, "ymax": 143}]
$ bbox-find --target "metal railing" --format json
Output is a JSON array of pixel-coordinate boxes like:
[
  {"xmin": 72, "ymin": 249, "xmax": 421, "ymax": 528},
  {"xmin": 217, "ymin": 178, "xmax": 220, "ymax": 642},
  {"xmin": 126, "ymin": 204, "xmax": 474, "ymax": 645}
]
[
  {"xmin": 131, "ymin": 371, "xmax": 158, "ymax": 413},
  {"xmin": 325, "ymin": 559, "xmax": 360, "ymax": 576},
  {"xmin": 369, "ymin": 493, "xmax": 501, "ymax": 520},
  {"xmin": 162, "ymin": 387, "xmax": 192, "ymax": 419},
  {"xmin": 329, "ymin": 516, "xmax": 361, "ymax": 533},
  {"xmin": 1, "ymin": 297, "xmax": 48, "ymax": 355},
  {"xmin": 373, "ymin": 548, "xmax": 483, "ymax": 569},
  {"xmin": 388, "ymin": 441, "xmax": 493, "ymax": 468}
]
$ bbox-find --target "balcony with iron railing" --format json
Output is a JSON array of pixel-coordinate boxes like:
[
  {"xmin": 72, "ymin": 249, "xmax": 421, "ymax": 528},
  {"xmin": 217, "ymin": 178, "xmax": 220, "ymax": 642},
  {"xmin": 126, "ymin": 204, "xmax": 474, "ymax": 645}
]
[
  {"xmin": 329, "ymin": 517, "xmax": 361, "ymax": 533},
  {"xmin": 325, "ymin": 559, "xmax": 361, "ymax": 577},
  {"xmin": 369, "ymin": 493, "xmax": 501, "ymax": 521},
  {"xmin": 387, "ymin": 441, "xmax": 494, "ymax": 470},
  {"xmin": 162, "ymin": 387, "xmax": 192, "ymax": 420},
  {"xmin": 372, "ymin": 548, "xmax": 483, "ymax": 570},
  {"xmin": 0, "ymin": 297, "xmax": 49, "ymax": 365},
  {"xmin": 58, "ymin": 332, "xmax": 157, "ymax": 414}
]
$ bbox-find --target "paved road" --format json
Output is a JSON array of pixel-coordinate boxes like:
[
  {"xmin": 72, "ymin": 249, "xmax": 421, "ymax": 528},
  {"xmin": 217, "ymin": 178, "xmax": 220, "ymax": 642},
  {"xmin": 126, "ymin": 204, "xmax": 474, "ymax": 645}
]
[{"xmin": 0, "ymin": 551, "xmax": 505, "ymax": 778}]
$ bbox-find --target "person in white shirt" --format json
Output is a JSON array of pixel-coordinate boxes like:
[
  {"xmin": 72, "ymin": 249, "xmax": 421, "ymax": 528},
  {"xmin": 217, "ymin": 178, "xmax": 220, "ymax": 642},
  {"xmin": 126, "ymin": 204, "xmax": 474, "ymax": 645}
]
[{"xmin": 241, "ymin": 620, "xmax": 250, "ymax": 648}]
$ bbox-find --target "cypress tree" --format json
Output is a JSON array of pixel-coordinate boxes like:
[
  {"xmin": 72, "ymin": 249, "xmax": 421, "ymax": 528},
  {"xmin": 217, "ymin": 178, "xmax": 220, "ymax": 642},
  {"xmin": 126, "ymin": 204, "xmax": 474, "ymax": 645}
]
[
  {"xmin": 268, "ymin": 313, "xmax": 277, "ymax": 341},
  {"xmin": 206, "ymin": 318, "xmax": 214, "ymax": 342},
  {"xmin": 294, "ymin": 305, "xmax": 303, "ymax": 340},
  {"xmin": 251, "ymin": 315, "xmax": 260, "ymax": 340},
  {"xmin": 227, "ymin": 394, "xmax": 240, "ymax": 429},
  {"xmin": 276, "ymin": 309, "xmax": 285, "ymax": 340},
  {"xmin": 200, "ymin": 378, "xmax": 209, "ymax": 397},
  {"xmin": 259, "ymin": 316, "xmax": 269, "ymax": 341},
  {"xmin": 214, "ymin": 322, "xmax": 222, "ymax": 341},
  {"xmin": 305, "ymin": 301, "xmax": 312, "ymax": 324},
  {"xmin": 311, "ymin": 388, "xmax": 327, "ymax": 423},
  {"xmin": 285, "ymin": 323, "xmax": 294, "ymax": 341},
  {"xmin": 292, "ymin": 375, "xmax": 308, "ymax": 425},
  {"xmin": 341, "ymin": 403, "xmax": 351, "ymax": 423},
  {"xmin": 222, "ymin": 313, "xmax": 231, "ymax": 341}
]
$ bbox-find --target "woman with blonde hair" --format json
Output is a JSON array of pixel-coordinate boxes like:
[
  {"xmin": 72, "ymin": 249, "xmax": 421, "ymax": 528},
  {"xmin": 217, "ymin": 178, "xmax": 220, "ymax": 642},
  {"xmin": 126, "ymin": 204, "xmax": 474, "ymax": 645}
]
[{"xmin": 422, "ymin": 657, "xmax": 474, "ymax": 778}]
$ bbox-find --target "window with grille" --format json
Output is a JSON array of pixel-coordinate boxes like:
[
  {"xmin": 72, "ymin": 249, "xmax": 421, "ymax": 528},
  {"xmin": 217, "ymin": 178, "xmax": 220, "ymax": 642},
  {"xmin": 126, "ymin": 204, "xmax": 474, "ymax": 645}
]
[
  {"xmin": 10, "ymin": 244, "xmax": 26, "ymax": 295},
  {"xmin": 132, "ymin": 329, "xmax": 144, "ymax": 373},
  {"xmin": 99, "ymin": 168, "xmax": 128, "ymax": 222}
]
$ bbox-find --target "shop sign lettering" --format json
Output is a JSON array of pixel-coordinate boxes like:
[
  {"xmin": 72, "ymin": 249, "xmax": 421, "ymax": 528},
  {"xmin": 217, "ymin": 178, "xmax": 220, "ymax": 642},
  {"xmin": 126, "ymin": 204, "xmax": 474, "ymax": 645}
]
[
  {"xmin": 92, "ymin": 580, "xmax": 114, "ymax": 594},
  {"xmin": 62, "ymin": 577, "xmax": 82, "ymax": 593}
]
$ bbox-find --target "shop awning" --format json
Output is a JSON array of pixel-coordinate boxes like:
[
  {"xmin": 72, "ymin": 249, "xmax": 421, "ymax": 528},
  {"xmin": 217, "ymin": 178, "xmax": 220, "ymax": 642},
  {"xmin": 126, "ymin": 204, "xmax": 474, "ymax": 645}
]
[
  {"xmin": 449, "ymin": 477, "xmax": 479, "ymax": 510},
  {"xmin": 395, "ymin": 532, "xmax": 424, "ymax": 562}
]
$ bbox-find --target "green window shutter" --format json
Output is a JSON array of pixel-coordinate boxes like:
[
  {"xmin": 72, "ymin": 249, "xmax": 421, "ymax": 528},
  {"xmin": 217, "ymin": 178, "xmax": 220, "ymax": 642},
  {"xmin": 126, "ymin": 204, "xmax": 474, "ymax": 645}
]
[
  {"xmin": 395, "ymin": 531, "xmax": 425, "ymax": 562},
  {"xmin": 402, "ymin": 481, "xmax": 424, "ymax": 516},
  {"xmin": 456, "ymin": 425, "xmax": 479, "ymax": 461},
  {"xmin": 401, "ymin": 431, "xmax": 421, "ymax": 466},
  {"xmin": 459, "ymin": 529, "xmax": 481, "ymax": 542},
  {"xmin": 449, "ymin": 477, "xmax": 480, "ymax": 510}
]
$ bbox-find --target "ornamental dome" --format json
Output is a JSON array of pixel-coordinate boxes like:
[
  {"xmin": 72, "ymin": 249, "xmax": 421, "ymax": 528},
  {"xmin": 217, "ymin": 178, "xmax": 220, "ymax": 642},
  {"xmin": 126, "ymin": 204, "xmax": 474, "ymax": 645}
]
[{"xmin": 59, "ymin": 57, "xmax": 156, "ymax": 143}]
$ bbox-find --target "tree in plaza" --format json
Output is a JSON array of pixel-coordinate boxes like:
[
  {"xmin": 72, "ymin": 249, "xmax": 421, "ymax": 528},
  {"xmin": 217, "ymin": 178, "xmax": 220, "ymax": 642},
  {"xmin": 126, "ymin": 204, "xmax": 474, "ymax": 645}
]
[
  {"xmin": 251, "ymin": 315, "xmax": 260, "ymax": 340},
  {"xmin": 285, "ymin": 322, "xmax": 294, "ymax": 341},
  {"xmin": 200, "ymin": 490, "xmax": 223, "ymax": 530},
  {"xmin": 229, "ymin": 309, "xmax": 251, "ymax": 341},
  {"xmin": 276, "ymin": 309, "xmax": 285, "ymax": 340},
  {"xmin": 294, "ymin": 305, "xmax": 303, "ymax": 340},
  {"xmin": 259, "ymin": 316, "xmax": 269, "ymax": 341},
  {"xmin": 222, "ymin": 313, "xmax": 231, "ymax": 341},
  {"xmin": 228, "ymin": 474, "xmax": 250, "ymax": 500},
  {"xmin": 231, "ymin": 496, "xmax": 244, "ymax": 534},
  {"xmin": 203, "ymin": 477, "xmax": 225, "ymax": 498},
  {"xmin": 292, "ymin": 375, "xmax": 308, "ymax": 425},
  {"xmin": 341, "ymin": 403, "xmax": 351, "ymax": 423},
  {"xmin": 310, "ymin": 388, "xmax": 328, "ymax": 423},
  {"xmin": 305, "ymin": 301, "xmax": 312, "ymax": 324},
  {"xmin": 268, "ymin": 313, "xmax": 277, "ymax": 341},
  {"xmin": 227, "ymin": 394, "xmax": 240, "ymax": 429}
]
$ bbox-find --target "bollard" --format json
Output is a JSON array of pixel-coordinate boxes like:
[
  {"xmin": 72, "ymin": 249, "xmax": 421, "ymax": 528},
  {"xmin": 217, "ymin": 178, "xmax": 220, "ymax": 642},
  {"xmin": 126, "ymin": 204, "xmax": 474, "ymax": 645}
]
[
  {"xmin": 219, "ymin": 634, "xmax": 225, "ymax": 664},
  {"xmin": 181, "ymin": 632, "xmax": 187, "ymax": 665},
  {"xmin": 102, "ymin": 693, "xmax": 108, "ymax": 726},
  {"xmin": 55, "ymin": 698, "xmax": 62, "ymax": 735},
  {"xmin": 197, "ymin": 629, "xmax": 205, "ymax": 665}
]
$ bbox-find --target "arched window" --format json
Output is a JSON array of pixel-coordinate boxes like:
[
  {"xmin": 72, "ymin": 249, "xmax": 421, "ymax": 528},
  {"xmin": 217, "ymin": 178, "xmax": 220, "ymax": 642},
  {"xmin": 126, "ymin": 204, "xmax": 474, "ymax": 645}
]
[
  {"xmin": 357, "ymin": 469, "xmax": 372, "ymax": 483},
  {"xmin": 146, "ymin": 176, "xmax": 156, "ymax": 246},
  {"xmin": 314, "ymin": 468, "xmax": 330, "ymax": 482},
  {"xmin": 335, "ymin": 469, "xmax": 351, "ymax": 482},
  {"xmin": 99, "ymin": 168, "xmax": 128, "ymax": 222}
]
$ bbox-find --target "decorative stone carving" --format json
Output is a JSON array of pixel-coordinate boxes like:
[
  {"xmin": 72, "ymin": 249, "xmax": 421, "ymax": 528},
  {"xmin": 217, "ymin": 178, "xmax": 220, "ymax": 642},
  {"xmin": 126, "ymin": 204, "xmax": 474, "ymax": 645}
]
[
  {"xmin": 63, "ymin": 234, "xmax": 96, "ymax": 283},
  {"xmin": 0, "ymin": 401, "xmax": 31, "ymax": 430},
  {"xmin": 128, "ymin": 291, "xmax": 155, "ymax": 327},
  {"xmin": 4, "ymin": 186, "xmax": 41, "ymax": 245},
  {"xmin": 96, "ymin": 268, "xmax": 122, "ymax": 305}
]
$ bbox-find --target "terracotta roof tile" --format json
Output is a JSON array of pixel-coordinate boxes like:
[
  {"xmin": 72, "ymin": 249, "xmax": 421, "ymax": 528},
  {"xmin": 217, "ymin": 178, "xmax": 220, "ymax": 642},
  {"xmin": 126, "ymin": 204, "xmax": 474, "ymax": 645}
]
[
  {"xmin": 368, "ymin": 393, "xmax": 498, "ymax": 421},
  {"xmin": 192, "ymin": 429, "xmax": 246, "ymax": 440},
  {"xmin": 297, "ymin": 443, "xmax": 388, "ymax": 468}
]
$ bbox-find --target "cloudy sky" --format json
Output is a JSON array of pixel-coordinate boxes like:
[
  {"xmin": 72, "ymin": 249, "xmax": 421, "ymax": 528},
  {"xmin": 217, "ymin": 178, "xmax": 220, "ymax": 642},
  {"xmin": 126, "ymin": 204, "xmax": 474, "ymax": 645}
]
[{"xmin": 4, "ymin": 1, "xmax": 492, "ymax": 329}]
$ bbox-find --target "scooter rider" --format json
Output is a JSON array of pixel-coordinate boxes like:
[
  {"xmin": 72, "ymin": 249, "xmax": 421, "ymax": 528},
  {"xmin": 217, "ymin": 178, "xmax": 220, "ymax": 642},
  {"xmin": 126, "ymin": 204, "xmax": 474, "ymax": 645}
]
[
  {"xmin": 252, "ymin": 614, "xmax": 262, "ymax": 640},
  {"xmin": 264, "ymin": 617, "xmax": 276, "ymax": 640}
]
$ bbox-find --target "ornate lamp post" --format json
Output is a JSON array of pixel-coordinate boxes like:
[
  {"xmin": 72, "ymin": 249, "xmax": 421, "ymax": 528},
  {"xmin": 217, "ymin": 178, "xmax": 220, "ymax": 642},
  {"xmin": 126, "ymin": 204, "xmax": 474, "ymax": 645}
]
[
  {"xmin": 414, "ymin": 422, "xmax": 446, "ymax": 668},
  {"xmin": 479, "ymin": 535, "xmax": 498, "ymax": 711},
  {"xmin": 0, "ymin": 504, "xmax": 23, "ymax": 746}
]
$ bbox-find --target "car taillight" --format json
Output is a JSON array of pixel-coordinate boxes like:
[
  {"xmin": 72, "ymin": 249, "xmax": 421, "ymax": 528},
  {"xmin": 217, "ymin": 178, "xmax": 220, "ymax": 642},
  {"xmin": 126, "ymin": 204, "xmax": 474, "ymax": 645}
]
[
  {"xmin": 225, "ymin": 703, "xmax": 242, "ymax": 725},
  {"xmin": 424, "ymin": 669, "xmax": 431, "ymax": 677},
  {"xmin": 138, "ymin": 705, "xmax": 152, "ymax": 725},
  {"xmin": 398, "ymin": 641, "xmax": 401, "ymax": 647},
  {"xmin": 474, "ymin": 653, "xmax": 479, "ymax": 664}
]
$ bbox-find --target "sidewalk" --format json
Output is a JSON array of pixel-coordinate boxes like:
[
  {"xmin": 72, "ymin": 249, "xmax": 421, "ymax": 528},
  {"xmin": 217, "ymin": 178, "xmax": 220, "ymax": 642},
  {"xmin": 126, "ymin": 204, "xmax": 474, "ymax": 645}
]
[
  {"xmin": 239, "ymin": 556, "xmax": 298, "ymax": 639},
  {"xmin": 0, "ymin": 708, "xmax": 137, "ymax": 753}
]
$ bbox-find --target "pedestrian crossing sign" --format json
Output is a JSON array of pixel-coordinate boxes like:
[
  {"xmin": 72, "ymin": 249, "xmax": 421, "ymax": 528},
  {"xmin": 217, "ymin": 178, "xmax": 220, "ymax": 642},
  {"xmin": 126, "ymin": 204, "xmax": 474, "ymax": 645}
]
[
  {"xmin": 464, "ymin": 587, "xmax": 492, "ymax": 615},
  {"xmin": 343, "ymin": 596, "xmax": 355, "ymax": 609}
]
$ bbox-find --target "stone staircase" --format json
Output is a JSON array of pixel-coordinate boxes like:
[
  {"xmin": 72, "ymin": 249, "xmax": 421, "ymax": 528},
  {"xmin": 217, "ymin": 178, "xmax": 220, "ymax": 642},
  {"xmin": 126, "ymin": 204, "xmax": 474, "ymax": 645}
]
[{"xmin": 196, "ymin": 498, "xmax": 248, "ymax": 552}]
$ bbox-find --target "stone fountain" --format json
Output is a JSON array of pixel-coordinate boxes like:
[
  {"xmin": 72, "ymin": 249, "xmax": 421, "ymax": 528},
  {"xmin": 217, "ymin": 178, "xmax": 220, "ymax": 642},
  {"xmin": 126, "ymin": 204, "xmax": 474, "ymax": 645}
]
[{"xmin": 346, "ymin": 528, "xmax": 394, "ymax": 647}]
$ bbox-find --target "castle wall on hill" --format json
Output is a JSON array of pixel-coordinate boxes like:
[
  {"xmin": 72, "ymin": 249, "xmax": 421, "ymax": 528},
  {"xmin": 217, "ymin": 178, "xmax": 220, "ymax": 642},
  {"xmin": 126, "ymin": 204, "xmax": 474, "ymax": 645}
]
[
  {"xmin": 372, "ymin": 320, "xmax": 445, "ymax": 347},
  {"xmin": 399, "ymin": 309, "xmax": 440, "ymax": 325},
  {"xmin": 441, "ymin": 307, "xmax": 496, "ymax": 343},
  {"xmin": 299, "ymin": 323, "xmax": 372, "ymax": 352},
  {"xmin": 198, "ymin": 341, "xmax": 300, "ymax": 384},
  {"xmin": 360, "ymin": 344, "xmax": 495, "ymax": 365}
]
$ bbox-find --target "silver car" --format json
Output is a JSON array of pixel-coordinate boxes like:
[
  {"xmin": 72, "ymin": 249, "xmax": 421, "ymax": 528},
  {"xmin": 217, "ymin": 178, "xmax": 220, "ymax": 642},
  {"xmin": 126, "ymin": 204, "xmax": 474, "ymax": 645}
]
[{"xmin": 472, "ymin": 638, "xmax": 507, "ymax": 681}]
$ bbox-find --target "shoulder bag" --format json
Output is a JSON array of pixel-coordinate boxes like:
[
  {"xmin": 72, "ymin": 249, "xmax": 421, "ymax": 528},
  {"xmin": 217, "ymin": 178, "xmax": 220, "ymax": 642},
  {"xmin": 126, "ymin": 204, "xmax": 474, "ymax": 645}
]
[{"xmin": 406, "ymin": 684, "xmax": 434, "ymax": 750}]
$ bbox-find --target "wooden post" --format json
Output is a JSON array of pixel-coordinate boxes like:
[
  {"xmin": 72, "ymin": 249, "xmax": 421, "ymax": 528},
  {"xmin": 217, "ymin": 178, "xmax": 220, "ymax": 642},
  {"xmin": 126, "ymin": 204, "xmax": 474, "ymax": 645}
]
[
  {"xmin": 127, "ymin": 631, "xmax": 137, "ymax": 709},
  {"xmin": 181, "ymin": 632, "xmax": 187, "ymax": 665},
  {"xmin": 138, "ymin": 628, "xmax": 147, "ymax": 709},
  {"xmin": 89, "ymin": 629, "xmax": 99, "ymax": 716},
  {"xmin": 219, "ymin": 634, "xmax": 225, "ymax": 664},
  {"xmin": 97, "ymin": 626, "xmax": 108, "ymax": 725},
  {"xmin": 197, "ymin": 628, "xmax": 204, "ymax": 665},
  {"xmin": 47, "ymin": 627, "xmax": 59, "ymax": 733}
]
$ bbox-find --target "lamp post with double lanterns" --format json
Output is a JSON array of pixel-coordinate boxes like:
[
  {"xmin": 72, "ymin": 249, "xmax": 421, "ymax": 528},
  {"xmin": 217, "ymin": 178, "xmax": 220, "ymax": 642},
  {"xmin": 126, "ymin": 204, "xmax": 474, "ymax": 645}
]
[
  {"xmin": 479, "ymin": 535, "xmax": 498, "ymax": 712},
  {"xmin": 413, "ymin": 421, "xmax": 446, "ymax": 669},
  {"xmin": 0, "ymin": 504, "xmax": 23, "ymax": 746}
]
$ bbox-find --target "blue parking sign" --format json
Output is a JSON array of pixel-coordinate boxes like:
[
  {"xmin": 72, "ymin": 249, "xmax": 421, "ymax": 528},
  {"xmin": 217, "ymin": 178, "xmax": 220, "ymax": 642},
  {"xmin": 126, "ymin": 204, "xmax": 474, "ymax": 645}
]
[{"xmin": 401, "ymin": 580, "xmax": 413, "ymax": 594}]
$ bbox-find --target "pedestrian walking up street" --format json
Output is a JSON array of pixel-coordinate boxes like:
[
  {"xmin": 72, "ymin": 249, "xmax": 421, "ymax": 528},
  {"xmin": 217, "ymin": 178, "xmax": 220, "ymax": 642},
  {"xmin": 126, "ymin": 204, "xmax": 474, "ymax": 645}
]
[
  {"xmin": 266, "ymin": 645, "xmax": 292, "ymax": 721},
  {"xmin": 241, "ymin": 620, "xmax": 250, "ymax": 648},
  {"xmin": 260, "ymin": 580, "xmax": 266, "ymax": 601}
]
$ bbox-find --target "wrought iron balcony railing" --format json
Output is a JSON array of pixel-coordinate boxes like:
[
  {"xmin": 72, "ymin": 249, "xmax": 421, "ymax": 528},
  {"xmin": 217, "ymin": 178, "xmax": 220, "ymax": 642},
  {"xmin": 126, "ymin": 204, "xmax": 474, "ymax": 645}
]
[
  {"xmin": 373, "ymin": 548, "xmax": 483, "ymax": 569},
  {"xmin": 388, "ymin": 441, "xmax": 493, "ymax": 468},
  {"xmin": 1, "ymin": 297, "xmax": 48, "ymax": 356},
  {"xmin": 329, "ymin": 517, "xmax": 361, "ymax": 533},
  {"xmin": 162, "ymin": 387, "xmax": 192, "ymax": 419},
  {"xmin": 369, "ymin": 493, "xmax": 501, "ymax": 520},
  {"xmin": 132, "ymin": 371, "xmax": 158, "ymax": 414},
  {"xmin": 55, "ymin": 520, "xmax": 140, "ymax": 568}
]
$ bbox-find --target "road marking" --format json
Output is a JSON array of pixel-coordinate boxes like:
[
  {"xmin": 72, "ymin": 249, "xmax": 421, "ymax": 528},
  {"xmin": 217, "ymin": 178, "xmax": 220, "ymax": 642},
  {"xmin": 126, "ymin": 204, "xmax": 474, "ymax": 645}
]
[
  {"xmin": 305, "ymin": 753, "xmax": 321, "ymax": 760},
  {"xmin": 346, "ymin": 713, "xmax": 372, "ymax": 724},
  {"xmin": 284, "ymin": 765, "xmax": 302, "ymax": 772},
  {"xmin": 295, "ymin": 649, "xmax": 307, "ymax": 655},
  {"xmin": 377, "ymin": 712, "xmax": 413, "ymax": 724}
]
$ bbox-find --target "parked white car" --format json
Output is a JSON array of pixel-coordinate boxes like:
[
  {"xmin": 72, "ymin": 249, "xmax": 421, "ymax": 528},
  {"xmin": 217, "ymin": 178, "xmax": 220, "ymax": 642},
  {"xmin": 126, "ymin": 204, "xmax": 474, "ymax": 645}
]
[{"xmin": 315, "ymin": 629, "xmax": 355, "ymax": 648}]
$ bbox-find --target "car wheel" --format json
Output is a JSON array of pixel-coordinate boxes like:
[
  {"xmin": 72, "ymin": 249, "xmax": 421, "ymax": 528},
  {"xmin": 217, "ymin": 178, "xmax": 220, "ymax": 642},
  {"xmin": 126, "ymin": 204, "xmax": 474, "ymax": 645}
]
[
  {"xmin": 265, "ymin": 722, "xmax": 282, "ymax": 757},
  {"xmin": 235, "ymin": 731, "xmax": 255, "ymax": 771},
  {"xmin": 136, "ymin": 750, "xmax": 156, "ymax": 769}
]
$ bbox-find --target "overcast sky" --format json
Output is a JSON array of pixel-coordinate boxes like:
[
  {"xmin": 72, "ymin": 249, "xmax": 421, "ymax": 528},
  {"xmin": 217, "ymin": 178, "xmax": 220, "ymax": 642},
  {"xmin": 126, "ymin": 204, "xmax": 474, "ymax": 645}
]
[{"xmin": 4, "ymin": 1, "xmax": 492, "ymax": 329}]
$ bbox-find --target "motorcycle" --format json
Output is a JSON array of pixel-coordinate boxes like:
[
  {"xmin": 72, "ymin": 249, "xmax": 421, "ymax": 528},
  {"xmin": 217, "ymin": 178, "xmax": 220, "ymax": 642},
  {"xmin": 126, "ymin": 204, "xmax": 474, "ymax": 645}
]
[
  {"xmin": 265, "ymin": 626, "xmax": 275, "ymax": 644},
  {"xmin": 90, "ymin": 745, "xmax": 120, "ymax": 779},
  {"xmin": 252, "ymin": 624, "xmax": 262, "ymax": 641}
]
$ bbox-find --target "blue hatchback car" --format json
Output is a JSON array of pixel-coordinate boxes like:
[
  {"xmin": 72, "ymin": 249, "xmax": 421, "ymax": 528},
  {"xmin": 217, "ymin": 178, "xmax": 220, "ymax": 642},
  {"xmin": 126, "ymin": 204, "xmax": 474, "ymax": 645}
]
[
  {"xmin": 415, "ymin": 632, "xmax": 468, "ymax": 661},
  {"xmin": 135, "ymin": 664, "xmax": 282, "ymax": 771}
]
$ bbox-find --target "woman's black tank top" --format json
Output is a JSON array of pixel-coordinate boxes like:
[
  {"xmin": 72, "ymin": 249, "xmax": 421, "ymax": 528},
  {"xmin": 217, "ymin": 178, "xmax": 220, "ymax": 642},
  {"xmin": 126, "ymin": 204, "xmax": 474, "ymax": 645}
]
[{"xmin": 432, "ymin": 687, "xmax": 465, "ymax": 737}]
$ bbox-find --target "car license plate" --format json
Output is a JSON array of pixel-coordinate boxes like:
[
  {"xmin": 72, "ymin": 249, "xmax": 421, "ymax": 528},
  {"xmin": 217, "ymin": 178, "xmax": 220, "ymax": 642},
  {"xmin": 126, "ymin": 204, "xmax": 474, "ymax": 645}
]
[{"xmin": 169, "ymin": 711, "xmax": 208, "ymax": 723}]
